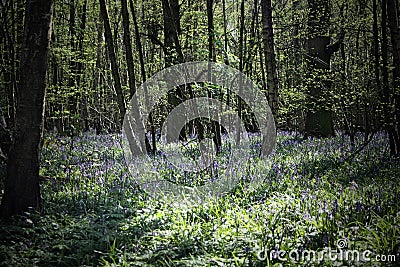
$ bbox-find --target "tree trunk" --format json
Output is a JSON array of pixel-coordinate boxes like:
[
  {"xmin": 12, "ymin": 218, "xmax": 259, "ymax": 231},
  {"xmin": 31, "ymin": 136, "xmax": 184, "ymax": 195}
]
[
  {"xmin": 162, "ymin": 0, "xmax": 183, "ymax": 67},
  {"xmin": 382, "ymin": 0, "xmax": 398, "ymax": 155},
  {"xmin": 222, "ymin": 0, "xmax": 232, "ymax": 134},
  {"xmin": 93, "ymin": 12, "xmax": 103, "ymax": 134},
  {"xmin": 0, "ymin": 0, "xmax": 17, "ymax": 132},
  {"xmin": 0, "ymin": 0, "xmax": 53, "ymax": 218},
  {"xmin": 261, "ymin": 0, "xmax": 279, "ymax": 123},
  {"xmin": 68, "ymin": 0, "xmax": 77, "ymax": 127},
  {"xmin": 99, "ymin": 0, "xmax": 126, "ymax": 124},
  {"xmin": 206, "ymin": 0, "xmax": 222, "ymax": 153},
  {"xmin": 121, "ymin": 0, "xmax": 136, "ymax": 98},
  {"xmin": 207, "ymin": 0, "xmax": 216, "ymax": 63},
  {"xmin": 77, "ymin": 0, "xmax": 89, "ymax": 131},
  {"xmin": 387, "ymin": 0, "xmax": 400, "ymax": 155},
  {"xmin": 131, "ymin": 0, "xmax": 155, "ymax": 153},
  {"xmin": 162, "ymin": 0, "xmax": 186, "ymax": 141},
  {"xmin": 130, "ymin": 0, "xmax": 146, "ymax": 84},
  {"xmin": 222, "ymin": 0, "xmax": 229, "ymax": 66},
  {"xmin": 246, "ymin": 0, "xmax": 258, "ymax": 78},
  {"xmin": 304, "ymin": 0, "xmax": 334, "ymax": 137},
  {"xmin": 236, "ymin": 0, "xmax": 245, "ymax": 144}
]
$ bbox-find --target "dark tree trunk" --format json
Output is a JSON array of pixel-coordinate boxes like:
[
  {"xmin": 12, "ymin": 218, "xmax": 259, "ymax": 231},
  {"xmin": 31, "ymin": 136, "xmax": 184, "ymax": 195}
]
[
  {"xmin": 261, "ymin": 0, "xmax": 279, "ymax": 123},
  {"xmin": 121, "ymin": 0, "xmax": 136, "ymax": 98},
  {"xmin": 304, "ymin": 0, "xmax": 334, "ymax": 137},
  {"xmin": 129, "ymin": 0, "xmax": 155, "ymax": 153},
  {"xmin": 93, "ymin": 12, "xmax": 103, "ymax": 134},
  {"xmin": 387, "ymin": 0, "xmax": 400, "ymax": 155},
  {"xmin": 68, "ymin": 0, "xmax": 77, "ymax": 125},
  {"xmin": 0, "ymin": 0, "xmax": 17, "ymax": 132},
  {"xmin": 382, "ymin": 0, "xmax": 398, "ymax": 155},
  {"xmin": 207, "ymin": 0, "xmax": 216, "ymax": 63},
  {"xmin": 222, "ymin": 0, "xmax": 232, "ymax": 134},
  {"xmin": 77, "ymin": 0, "xmax": 89, "ymax": 131},
  {"xmin": 162, "ymin": 0, "xmax": 186, "ymax": 141},
  {"xmin": 373, "ymin": 0, "xmax": 381, "ymax": 109},
  {"xmin": 162, "ymin": 0, "xmax": 183, "ymax": 67},
  {"xmin": 130, "ymin": 0, "xmax": 145, "ymax": 84},
  {"xmin": 236, "ymin": 0, "xmax": 245, "ymax": 144},
  {"xmin": 222, "ymin": 0, "xmax": 229, "ymax": 66},
  {"xmin": 0, "ymin": 0, "xmax": 53, "ymax": 218},
  {"xmin": 99, "ymin": 0, "xmax": 126, "ymax": 124},
  {"xmin": 76, "ymin": 0, "xmax": 87, "ymax": 85},
  {"xmin": 206, "ymin": 0, "xmax": 222, "ymax": 152},
  {"xmin": 257, "ymin": 2, "xmax": 266, "ymax": 96}
]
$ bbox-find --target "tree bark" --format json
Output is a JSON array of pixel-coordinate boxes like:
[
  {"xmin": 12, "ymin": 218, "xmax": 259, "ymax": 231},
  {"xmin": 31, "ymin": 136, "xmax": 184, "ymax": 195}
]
[
  {"xmin": 99, "ymin": 0, "xmax": 126, "ymax": 124},
  {"xmin": 93, "ymin": 12, "xmax": 104, "ymax": 134},
  {"xmin": 121, "ymin": 0, "xmax": 136, "ymax": 98},
  {"xmin": 0, "ymin": 0, "xmax": 53, "ymax": 218},
  {"xmin": 127, "ymin": 0, "xmax": 154, "ymax": 154},
  {"xmin": 0, "ymin": 0, "xmax": 17, "ymax": 132},
  {"xmin": 67, "ymin": 0, "xmax": 78, "ymax": 127},
  {"xmin": 387, "ymin": 0, "xmax": 400, "ymax": 155},
  {"xmin": 304, "ymin": 0, "xmax": 334, "ymax": 137},
  {"xmin": 78, "ymin": 0, "xmax": 88, "ymax": 131},
  {"xmin": 162, "ymin": 0, "xmax": 183, "ymax": 67},
  {"xmin": 261, "ymin": 0, "xmax": 279, "ymax": 123},
  {"xmin": 236, "ymin": 0, "xmax": 245, "ymax": 144},
  {"xmin": 162, "ymin": 0, "xmax": 186, "ymax": 141},
  {"xmin": 222, "ymin": 0, "xmax": 229, "ymax": 66},
  {"xmin": 207, "ymin": 0, "xmax": 222, "ymax": 152},
  {"xmin": 382, "ymin": 0, "xmax": 398, "ymax": 155}
]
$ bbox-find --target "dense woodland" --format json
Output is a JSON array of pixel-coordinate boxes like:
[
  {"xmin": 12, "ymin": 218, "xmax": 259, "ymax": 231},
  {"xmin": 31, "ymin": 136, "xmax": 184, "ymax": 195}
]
[
  {"xmin": 0, "ymin": 0, "xmax": 399, "ymax": 266},
  {"xmin": 1, "ymin": 0, "xmax": 400, "ymax": 140}
]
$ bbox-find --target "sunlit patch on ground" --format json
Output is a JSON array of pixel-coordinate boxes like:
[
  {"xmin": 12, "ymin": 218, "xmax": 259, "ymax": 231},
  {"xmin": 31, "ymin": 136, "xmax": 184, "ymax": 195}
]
[{"xmin": 0, "ymin": 131, "xmax": 399, "ymax": 266}]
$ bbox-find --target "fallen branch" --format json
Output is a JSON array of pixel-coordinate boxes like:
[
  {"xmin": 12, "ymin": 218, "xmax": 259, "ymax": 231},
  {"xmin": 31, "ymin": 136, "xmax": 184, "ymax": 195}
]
[{"xmin": 344, "ymin": 132, "xmax": 376, "ymax": 162}]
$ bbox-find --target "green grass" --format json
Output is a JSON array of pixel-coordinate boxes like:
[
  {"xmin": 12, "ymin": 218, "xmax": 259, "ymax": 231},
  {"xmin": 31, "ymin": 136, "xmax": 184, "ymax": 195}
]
[{"xmin": 0, "ymin": 132, "xmax": 399, "ymax": 266}]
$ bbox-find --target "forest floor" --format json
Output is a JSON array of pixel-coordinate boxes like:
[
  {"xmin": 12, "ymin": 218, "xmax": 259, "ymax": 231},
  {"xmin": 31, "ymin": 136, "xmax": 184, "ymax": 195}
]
[{"xmin": 0, "ymin": 131, "xmax": 399, "ymax": 266}]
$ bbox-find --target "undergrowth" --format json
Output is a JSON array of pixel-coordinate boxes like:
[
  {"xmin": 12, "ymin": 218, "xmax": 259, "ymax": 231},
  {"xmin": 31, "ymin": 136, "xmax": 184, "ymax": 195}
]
[{"xmin": 0, "ymin": 131, "xmax": 399, "ymax": 266}]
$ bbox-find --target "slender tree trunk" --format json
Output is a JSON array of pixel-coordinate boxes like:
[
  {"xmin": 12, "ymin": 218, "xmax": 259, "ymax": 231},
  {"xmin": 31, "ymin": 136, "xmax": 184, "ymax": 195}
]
[
  {"xmin": 125, "ymin": 0, "xmax": 154, "ymax": 153},
  {"xmin": 222, "ymin": 0, "xmax": 229, "ymax": 66},
  {"xmin": 387, "ymin": 0, "xmax": 400, "ymax": 155},
  {"xmin": 76, "ymin": 0, "xmax": 87, "ymax": 85},
  {"xmin": 206, "ymin": 0, "xmax": 222, "ymax": 152},
  {"xmin": 246, "ymin": 0, "xmax": 258, "ymax": 78},
  {"xmin": 222, "ymin": 0, "xmax": 232, "ymax": 135},
  {"xmin": 77, "ymin": 0, "xmax": 88, "ymax": 131},
  {"xmin": 121, "ymin": 0, "xmax": 136, "ymax": 98},
  {"xmin": 257, "ymin": 5, "xmax": 267, "ymax": 95},
  {"xmin": 207, "ymin": 0, "xmax": 216, "ymax": 63},
  {"xmin": 292, "ymin": 0, "xmax": 302, "ymax": 130},
  {"xmin": 99, "ymin": 0, "xmax": 126, "ymax": 124},
  {"xmin": 236, "ymin": 0, "xmax": 245, "ymax": 144},
  {"xmin": 261, "ymin": 0, "xmax": 279, "ymax": 124},
  {"xmin": 373, "ymin": 0, "xmax": 381, "ymax": 123},
  {"xmin": 68, "ymin": 0, "xmax": 77, "ymax": 126},
  {"xmin": 93, "ymin": 13, "xmax": 103, "ymax": 134},
  {"xmin": 0, "ymin": 0, "xmax": 53, "ymax": 218},
  {"xmin": 382, "ymin": 0, "xmax": 398, "ymax": 155},
  {"xmin": 130, "ymin": 0, "xmax": 145, "ymax": 86},
  {"xmin": 68, "ymin": 0, "xmax": 76, "ymax": 88}
]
